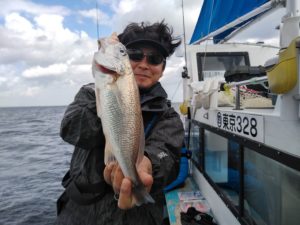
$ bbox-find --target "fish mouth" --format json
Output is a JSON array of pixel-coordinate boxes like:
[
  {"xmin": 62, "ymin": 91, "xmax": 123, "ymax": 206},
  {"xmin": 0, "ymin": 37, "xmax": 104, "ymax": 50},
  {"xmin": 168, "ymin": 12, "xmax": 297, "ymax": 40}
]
[{"xmin": 95, "ymin": 62, "xmax": 117, "ymax": 75}]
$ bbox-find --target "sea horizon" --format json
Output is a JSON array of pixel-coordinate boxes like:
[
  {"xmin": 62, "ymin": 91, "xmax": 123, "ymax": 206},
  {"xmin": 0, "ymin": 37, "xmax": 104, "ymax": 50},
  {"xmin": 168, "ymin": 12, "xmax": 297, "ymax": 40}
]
[{"xmin": 0, "ymin": 105, "xmax": 68, "ymax": 109}]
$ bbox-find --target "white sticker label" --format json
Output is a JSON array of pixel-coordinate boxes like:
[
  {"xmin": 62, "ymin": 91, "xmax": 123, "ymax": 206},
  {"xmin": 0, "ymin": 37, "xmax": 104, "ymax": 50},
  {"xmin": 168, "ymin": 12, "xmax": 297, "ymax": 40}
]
[
  {"xmin": 215, "ymin": 111, "xmax": 264, "ymax": 142},
  {"xmin": 203, "ymin": 70, "xmax": 225, "ymax": 79}
]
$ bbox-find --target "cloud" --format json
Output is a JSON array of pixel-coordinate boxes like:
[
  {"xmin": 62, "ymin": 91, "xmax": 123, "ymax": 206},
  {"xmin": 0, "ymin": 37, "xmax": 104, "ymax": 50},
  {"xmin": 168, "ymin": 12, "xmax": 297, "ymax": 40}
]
[
  {"xmin": 78, "ymin": 8, "xmax": 111, "ymax": 25},
  {"xmin": 160, "ymin": 55, "xmax": 185, "ymax": 102},
  {"xmin": 115, "ymin": 0, "xmax": 138, "ymax": 14},
  {"xmin": 22, "ymin": 63, "xmax": 68, "ymax": 78},
  {"xmin": 0, "ymin": 1, "xmax": 98, "ymax": 106},
  {"xmin": 230, "ymin": 8, "xmax": 285, "ymax": 45},
  {"xmin": 109, "ymin": 0, "xmax": 183, "ymax": 34},
  {"xmin": 0, "ymin": 76, "xmax": 7, "ymax": 85},
  {"xmin": 22, "ymin": 86, "xmax": 41, "ymax": 96},
  {"xmin": 5, "ymin": 12, "xmax": 33, "ymax": 33},
  {"xmin": 0, "ymin": 0, "xmax": 70, "ymax": 17},
  {"xmin": 0, "ymin": 64, "xmax": 21, "ymax": 93},
  {"xmin": 0, "ymin": 12, "xmax": 96, "ymax": 66},
  {"xmin": 2, "ymin": 12, "xmax": 96, "ymax": 63}
]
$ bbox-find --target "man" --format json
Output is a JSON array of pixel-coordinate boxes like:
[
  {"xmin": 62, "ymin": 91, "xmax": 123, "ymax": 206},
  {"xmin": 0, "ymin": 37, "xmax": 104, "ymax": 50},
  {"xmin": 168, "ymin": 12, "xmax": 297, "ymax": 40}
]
[{"xmin": 56, "ymin": 20, "xmax": 184, "ymax": 225}]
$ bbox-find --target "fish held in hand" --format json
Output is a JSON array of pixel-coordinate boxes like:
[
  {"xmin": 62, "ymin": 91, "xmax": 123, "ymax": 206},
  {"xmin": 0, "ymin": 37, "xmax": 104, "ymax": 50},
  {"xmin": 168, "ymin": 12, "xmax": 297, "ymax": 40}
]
[{"xmin": 92, "ymin": 33, "xmax": 155, "ymax": 206}]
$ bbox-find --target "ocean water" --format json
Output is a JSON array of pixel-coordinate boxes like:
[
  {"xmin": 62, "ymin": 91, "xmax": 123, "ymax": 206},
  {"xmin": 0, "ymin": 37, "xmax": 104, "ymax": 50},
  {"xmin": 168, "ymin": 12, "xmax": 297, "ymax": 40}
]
[{"xmin": 0, "ymin": 106, "xmax": 73, "ymax": 225}]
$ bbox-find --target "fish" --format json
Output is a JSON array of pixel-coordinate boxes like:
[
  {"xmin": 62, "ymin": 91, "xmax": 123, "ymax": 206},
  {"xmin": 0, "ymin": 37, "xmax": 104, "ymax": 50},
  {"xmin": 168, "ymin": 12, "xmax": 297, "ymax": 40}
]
[{"xmin": 92, "ymin": 33, "xmax": 155, "ymax": 206}]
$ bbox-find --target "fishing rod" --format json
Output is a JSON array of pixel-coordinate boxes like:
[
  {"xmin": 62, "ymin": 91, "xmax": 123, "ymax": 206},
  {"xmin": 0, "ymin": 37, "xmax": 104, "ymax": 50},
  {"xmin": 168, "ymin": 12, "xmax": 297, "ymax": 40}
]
[
  {"xmin": 95, "ymin": 0, "xmax": 101, "ymax": 49},
  {"xmin": 171, "ymin": 0, "xmax": 189, "ymax": 101}
]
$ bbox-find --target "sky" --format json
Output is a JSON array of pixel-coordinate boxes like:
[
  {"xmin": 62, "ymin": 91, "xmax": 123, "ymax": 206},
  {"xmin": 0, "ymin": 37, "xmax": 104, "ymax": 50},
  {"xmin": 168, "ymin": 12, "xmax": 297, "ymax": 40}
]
[{"xmin": 0, "ymin": 0, "xmax": 285, "ymax": 107}]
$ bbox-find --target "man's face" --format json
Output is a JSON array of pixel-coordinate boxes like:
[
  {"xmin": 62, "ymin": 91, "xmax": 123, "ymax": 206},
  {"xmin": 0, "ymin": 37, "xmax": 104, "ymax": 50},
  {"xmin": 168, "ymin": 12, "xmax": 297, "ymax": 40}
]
[{"xmin": 128, "ymin": 47, "xmax": 165, "ymax": 89}]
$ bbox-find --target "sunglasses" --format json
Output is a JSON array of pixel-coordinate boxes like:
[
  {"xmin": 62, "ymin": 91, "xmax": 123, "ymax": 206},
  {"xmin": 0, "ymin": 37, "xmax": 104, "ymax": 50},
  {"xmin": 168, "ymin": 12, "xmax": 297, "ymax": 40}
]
[{"xmin": 127, "ymin": 49, "xmax": 165, "ymax": 65}]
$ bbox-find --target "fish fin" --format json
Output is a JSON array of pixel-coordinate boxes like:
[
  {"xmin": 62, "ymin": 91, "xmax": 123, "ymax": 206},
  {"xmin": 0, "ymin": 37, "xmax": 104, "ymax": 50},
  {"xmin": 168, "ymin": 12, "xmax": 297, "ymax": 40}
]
[
  {"xmin": 136, "ymin": 116, "xmax": 145, "ymax": 165},
  {"xmin": 133, "ymin": 184, "xmax": 155, "ymax": 206},
  {"xmin": 110, "ymin": 32, "xmax": 119, "ymax": 41},
  {"xmin": 104, "ymin": 140, "xmax": 116, "ymax": 165}
]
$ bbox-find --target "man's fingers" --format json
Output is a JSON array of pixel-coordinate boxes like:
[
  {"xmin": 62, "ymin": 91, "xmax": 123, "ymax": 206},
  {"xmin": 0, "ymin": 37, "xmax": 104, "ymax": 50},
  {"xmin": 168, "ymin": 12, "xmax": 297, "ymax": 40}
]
[
  {"xmin": 137, "ymin": 156, "xmax": 152, "ymax": 174},
  {"xmin": 103, "ymin": 163, "xmax": 115, "ymax": 185},
  {"xmin": 103, "ymin": 156, "xmax": 154, "ymax": 209},
  {"xmin": 112, "ymin": 165, "xmax": 124, "ymax": 194},
  {"xmin": 137, "ymin": 156, "xmax": 153, "ymax": 192},
  {"xmin": 139, "ymin": 171, "xmax": 153, "ymax": 192},
  {"xmin": 118, "ymin": 178, "xmax": 134, "ymax": 209}
]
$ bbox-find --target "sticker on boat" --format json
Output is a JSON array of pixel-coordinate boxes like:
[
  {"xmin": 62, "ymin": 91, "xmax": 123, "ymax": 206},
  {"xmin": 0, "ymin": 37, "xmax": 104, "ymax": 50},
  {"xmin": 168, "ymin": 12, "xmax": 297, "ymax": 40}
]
[{"xmin": 215, "ymin": 111, "xmax": 264, "ymax": 142}]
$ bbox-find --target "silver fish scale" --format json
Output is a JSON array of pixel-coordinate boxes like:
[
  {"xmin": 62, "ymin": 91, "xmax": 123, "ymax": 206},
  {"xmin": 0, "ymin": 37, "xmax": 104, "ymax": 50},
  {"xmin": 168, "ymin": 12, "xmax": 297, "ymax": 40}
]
[
  {"xmin": 114, "ymin": 74, "xmax": 142, "ymax": 183},
  {"xmin": 101, "ymin": 86, "xmax": 122, "ymax": 147}
]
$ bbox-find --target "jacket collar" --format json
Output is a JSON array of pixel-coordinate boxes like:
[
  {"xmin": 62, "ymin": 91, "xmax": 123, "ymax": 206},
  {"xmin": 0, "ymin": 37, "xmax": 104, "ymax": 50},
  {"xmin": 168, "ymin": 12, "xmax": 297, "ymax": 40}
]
[{"xmin": 139, "ymin": 82, "xmax": 169, "ymax": 112}]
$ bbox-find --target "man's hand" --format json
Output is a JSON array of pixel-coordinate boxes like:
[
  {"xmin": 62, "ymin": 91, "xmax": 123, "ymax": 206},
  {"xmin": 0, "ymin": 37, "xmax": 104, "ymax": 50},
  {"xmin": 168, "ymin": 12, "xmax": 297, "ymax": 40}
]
[{"xmin": 103, "ymin": 156, "xmax": 153, "ymax": 209}]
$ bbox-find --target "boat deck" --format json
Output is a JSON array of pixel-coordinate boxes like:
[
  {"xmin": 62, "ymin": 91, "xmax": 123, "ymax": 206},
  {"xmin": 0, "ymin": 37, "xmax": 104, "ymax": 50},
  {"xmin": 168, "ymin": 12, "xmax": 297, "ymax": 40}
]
[{"xmin": 164, "ymin": 176, "xmax": 216, "ymax": 225}]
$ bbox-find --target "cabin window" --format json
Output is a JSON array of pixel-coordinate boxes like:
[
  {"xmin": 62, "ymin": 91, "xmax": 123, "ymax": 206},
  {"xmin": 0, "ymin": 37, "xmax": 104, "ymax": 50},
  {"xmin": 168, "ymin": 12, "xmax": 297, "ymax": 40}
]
[
  {"xmin": 188, "ymin": 120, "xmax": 300, "ymax": 225},
  {"xmin": 187, "ymin": 122, "xmax": 202, "ymax": 170},
  {"xmin": 244, "ymin": 147, "xmax": 300, "ymax": 225},
  {"xmin": 196, "ymin": 52, "xmax": 250, "ymax": 80},
  {"xmin": 204, "ymin": 131, "xmax": 240, "ymax": 205},
  {"xmin": 204, "ymin": 131, "xmax": 228, "ymax": 183}
]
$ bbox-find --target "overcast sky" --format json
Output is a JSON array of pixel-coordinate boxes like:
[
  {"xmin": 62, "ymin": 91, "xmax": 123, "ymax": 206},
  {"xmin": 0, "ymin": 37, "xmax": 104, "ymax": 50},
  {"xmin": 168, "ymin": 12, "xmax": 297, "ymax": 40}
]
[{"xmin": 0, "ymin": 0, "xmax": 285, "ymax": 107}]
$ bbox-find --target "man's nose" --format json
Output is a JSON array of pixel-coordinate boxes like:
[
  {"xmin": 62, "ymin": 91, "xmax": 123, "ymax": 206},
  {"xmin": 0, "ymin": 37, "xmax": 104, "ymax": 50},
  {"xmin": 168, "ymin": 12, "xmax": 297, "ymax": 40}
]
[{"xmin": 137, "ymin": 56, "xmax": 150, "ymax": 68}]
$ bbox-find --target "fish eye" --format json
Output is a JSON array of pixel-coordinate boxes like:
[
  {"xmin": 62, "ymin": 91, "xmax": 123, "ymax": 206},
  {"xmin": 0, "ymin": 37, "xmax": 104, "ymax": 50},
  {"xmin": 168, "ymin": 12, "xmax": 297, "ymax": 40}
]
[{"xmin": 120, "ymin": 48, "xmax": 127, "ymax": 56}]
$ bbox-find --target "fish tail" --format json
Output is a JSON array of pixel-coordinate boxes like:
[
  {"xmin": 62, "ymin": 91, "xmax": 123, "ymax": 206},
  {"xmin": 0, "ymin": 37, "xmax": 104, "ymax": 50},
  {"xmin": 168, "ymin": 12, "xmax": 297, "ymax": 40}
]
[{"xmin": 132, "ymin": 185, "xmax": 155, "ymax": 206}]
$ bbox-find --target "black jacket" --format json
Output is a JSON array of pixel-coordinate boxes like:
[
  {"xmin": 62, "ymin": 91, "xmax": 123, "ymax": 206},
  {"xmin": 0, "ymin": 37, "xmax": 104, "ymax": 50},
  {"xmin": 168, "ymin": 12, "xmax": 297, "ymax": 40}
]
[{"xmin": 56, "ymin": 82, "xmax": 184, "ymax": 225}]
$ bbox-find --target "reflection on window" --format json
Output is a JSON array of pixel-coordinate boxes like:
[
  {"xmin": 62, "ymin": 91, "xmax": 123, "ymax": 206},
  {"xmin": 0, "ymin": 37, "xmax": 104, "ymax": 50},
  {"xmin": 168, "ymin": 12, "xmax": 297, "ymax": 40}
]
[
  {"xmin": 197, "ymin": 53, "xmax": 248, "ymax": 80},
  {"xmin": 204, "ymin": 131, "xmax": 228, "ymax": 178},
  {"xmin": 204, "ymin": 131, "xmax": 228, "ymax": 182},
  {"xmin": 204, "ymin": 131, "xmax": 240, "ymax": 205},
  {"xmin": 244, "ymin": 148, "xmax": 300, "ymax": 225},
  {"xmin": 221, "ymin": 140, "xmax": 240, "ymax": 205},
  {"xmin": 188, "ymin": 122, "xmax": 201, "ymax": 167}
]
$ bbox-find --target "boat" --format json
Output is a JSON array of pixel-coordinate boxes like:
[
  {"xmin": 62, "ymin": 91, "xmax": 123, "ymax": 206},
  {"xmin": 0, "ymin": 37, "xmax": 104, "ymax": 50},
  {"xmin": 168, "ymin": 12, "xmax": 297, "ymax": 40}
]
[{"xmin": 172, "ymin": 0, "xmax": 300, "ymax": 224}]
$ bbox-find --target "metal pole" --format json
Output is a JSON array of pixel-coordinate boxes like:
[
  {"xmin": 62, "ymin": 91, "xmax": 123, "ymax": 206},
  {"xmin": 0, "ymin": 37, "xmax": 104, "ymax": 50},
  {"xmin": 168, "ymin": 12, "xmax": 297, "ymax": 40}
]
[
  {"xmin": 181, "ymin": 0, "xmax": 188, "ymax": 66},
  {"xmin": 234, "ymin": 85, "xmax": 242, "ymax": 110}
]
